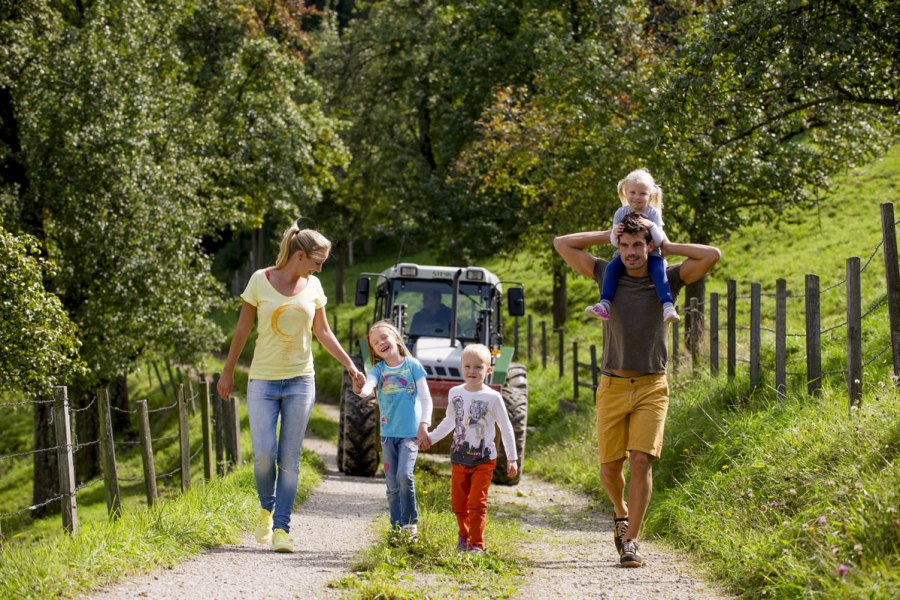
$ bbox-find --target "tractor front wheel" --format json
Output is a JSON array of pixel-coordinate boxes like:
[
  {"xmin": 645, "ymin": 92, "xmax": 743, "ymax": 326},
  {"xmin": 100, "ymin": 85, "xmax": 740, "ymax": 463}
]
[
  {"xmin": 493, "ymin": 363, "xmax": 527, "ymax": 485},
  {"xmin": 338, "ymin": 355, "xmax": 379, "ymax": 477}
]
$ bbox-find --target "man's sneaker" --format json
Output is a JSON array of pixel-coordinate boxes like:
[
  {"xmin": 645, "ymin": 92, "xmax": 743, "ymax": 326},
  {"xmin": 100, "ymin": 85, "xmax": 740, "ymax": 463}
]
[
  {"xmin": 254, "ymin": 508, "xmax": 273, "ymax": 544},
  {"xmin": 456, "ymin": 537, "xmax": 468, "ymax": 551},
  {"xmin": 620, "ymin": 539, "xmax": 644, "ymax": 568},
  {"xmin": 272, "ymin": 528, "xmax": 293, "ymax": 553},
  {"xmin": 662, "ymin": 303, "xmax": 680, "ymax": 324},
  {"xmin": 613, "ymin": 517, "xmax": 629, "ymax": 556},
  {"xmin": 584, "ymin": 302, "xmax": 610, "ymax": 320}
]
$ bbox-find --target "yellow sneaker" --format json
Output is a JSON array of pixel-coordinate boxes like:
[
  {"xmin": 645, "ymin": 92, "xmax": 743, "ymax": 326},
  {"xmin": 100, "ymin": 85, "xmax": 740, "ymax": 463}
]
[
  {"xmin": 272, "ymin": 528, "xmax": 293, "ymax": 553},
  {"xmin": 254, "ymin": 509, "xmax": 273, "ymax": 544}
]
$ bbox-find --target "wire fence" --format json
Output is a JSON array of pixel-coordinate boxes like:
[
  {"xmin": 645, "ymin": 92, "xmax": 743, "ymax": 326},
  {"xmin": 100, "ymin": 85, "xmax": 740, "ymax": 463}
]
[{"xmin": 0, "ymin": 373, "xmax": 241, "ymax": 539}]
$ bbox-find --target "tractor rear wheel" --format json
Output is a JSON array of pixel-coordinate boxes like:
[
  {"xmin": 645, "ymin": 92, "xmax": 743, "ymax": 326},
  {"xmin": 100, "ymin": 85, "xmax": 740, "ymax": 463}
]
[
  {"xmin": 493, "ymin": 363, "xmax": 527, "ymax": 485},
  {"xmin": 339, "ymin": 355, "xmax": 379, "ymax": 477}
]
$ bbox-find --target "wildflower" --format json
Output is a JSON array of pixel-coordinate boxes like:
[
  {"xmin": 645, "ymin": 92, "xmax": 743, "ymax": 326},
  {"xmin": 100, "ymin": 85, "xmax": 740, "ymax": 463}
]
[
  {"xmin": 722, "ymin": 465, "xmax": 730, "ymax": 470},
  {"xmin": 771, "ymin": 500, "xmax": 779, "ymax": 508},
  {"xmin": 788, "ymin": 488, "xmax": 797, "ymax": 496},
  {"xmin": 853, "ymin": 544, "xmax": 863, "ymax": 555},
  {"xmin": 818, "ymin": 516, "xmax": 827, "ymax": 525},
  {"xmin": 837, "ymin": 564, "xmax": 849, "ymax": 577},
  {"xmin": 807, "ymin": 526, "xmax": 816, "ymax": 533}
]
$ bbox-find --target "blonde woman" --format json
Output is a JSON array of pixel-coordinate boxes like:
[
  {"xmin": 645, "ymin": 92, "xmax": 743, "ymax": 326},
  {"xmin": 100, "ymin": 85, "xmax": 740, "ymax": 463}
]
[{"xmin": 218, "ymin": 220, "xmax": 364, "ymax": 553}]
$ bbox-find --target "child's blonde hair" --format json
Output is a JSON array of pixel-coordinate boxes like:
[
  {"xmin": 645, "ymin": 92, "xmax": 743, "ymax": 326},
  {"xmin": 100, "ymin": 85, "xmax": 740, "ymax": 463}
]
[
  {"xmin": 461, "ymin": 343, "xmax": 492, "ymax": 367},
  {"xmin": 617, "ymin": 168, "xmax": 663, "ymax": 210},
  {"xmin": 366, "ymin": 320, "xmax": 411, "ymax": 365},
  {"xmin": 274, "ymin": 220, "xmax": 332, "ymax": 269}
]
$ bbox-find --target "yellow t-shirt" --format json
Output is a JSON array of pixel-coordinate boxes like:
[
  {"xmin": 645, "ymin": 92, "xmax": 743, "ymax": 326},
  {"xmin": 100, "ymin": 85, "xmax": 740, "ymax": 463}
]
[{"xmin": 241, "ymin": 268, "xmax": 327, "ymax": 380}]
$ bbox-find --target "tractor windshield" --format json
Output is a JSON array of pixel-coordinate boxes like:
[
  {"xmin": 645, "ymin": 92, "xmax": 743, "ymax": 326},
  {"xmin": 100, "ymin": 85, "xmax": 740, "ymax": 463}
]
[{"xmin": 390, "ymin": 279, "xmax": 492, "ymax": 340}]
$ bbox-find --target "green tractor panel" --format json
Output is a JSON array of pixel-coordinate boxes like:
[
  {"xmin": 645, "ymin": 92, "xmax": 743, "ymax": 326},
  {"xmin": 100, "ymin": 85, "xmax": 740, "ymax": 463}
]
[{"xmin": 338, "ymin": 263, "xmax": 527, "ymax": 485}]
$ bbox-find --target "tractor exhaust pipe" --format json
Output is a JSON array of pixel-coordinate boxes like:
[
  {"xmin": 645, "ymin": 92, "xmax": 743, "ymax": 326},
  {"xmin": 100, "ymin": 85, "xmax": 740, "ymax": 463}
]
[{"xmin": 450, "ymin": 269, "xmax": 462, "ymax": 347}]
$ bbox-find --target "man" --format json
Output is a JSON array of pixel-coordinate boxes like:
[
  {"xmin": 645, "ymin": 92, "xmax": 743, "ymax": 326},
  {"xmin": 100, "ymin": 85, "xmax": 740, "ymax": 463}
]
[
  {"xmin": 410, "ymin": 288, "xmax": 452, "ymax": 336},
  {"xmin": 553, "ymin": 212, "xmax": 721, "ymax": 567}
]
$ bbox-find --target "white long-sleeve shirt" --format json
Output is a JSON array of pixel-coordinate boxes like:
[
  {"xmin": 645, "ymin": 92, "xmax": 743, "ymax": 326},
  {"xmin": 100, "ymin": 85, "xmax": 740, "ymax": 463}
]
[{"xmin": 428, "ymin": 384, "xmax": 517, "ymax": 467}]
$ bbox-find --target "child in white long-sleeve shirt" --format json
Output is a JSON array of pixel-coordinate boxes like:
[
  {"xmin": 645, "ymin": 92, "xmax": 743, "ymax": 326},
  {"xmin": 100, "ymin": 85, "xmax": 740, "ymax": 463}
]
[{"xmin": 422, "ymin": 344, "xmax": 517, "ymax": 553}]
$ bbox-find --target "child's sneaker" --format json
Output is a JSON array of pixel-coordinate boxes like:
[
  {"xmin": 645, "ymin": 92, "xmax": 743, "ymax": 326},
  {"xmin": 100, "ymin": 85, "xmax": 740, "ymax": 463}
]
[
  {"xmin": 401, "ymin": 524, "xmax": 419, "ymax": 543},
  {"xmin": 272, "ymin": 528, "xmax": 293, "ymax": 553},
  {"xmin": 467, "ymin": 546, "xmax": 485, "ymax": 554},
  {"xmin": 254, "ymin": 508, "xmax": 273, "ymax": 544},
  {"xmin": 584, "ymin": 301, "xmax": 610, "ymax": 320},
  {"xmin": 662, "ymin": 303, "xmax": 680, "ymax": 324},
  {"xmin": 456, "ymin": 537, "xmax": 468, "ymax": 551}
]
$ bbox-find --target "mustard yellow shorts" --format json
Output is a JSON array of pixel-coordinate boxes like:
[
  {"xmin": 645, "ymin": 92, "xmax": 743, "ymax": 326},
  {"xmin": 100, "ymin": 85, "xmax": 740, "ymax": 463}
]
[{"xmin": 595, "ymin": 374, "xmax": 669, "ymax": 464}]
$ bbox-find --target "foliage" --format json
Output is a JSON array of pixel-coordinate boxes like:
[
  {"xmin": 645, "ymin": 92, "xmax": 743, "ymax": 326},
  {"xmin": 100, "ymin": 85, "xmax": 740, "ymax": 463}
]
[{"xmin": 0, "ymin": 227, "xmax": 83, "ymax": 393}]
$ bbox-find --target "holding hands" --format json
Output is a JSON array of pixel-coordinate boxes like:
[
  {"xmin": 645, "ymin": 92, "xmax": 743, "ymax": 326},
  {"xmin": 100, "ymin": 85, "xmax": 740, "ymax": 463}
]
[{"xmin": 417, "ymin": 423, "xmax": 432, "ymax": 450}]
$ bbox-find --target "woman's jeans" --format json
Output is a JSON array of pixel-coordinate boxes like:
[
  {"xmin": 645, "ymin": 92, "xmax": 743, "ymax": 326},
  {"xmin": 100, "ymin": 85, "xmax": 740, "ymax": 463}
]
[
  {"xmin": 601, "ymin": 254, "xmax": 674, "ymax": 306},
  {"xmin": 381, "ymin": 436, "xmax": 419, "ymax": 528},
  {"xmin": 247, "ymin": 376, "xmax": 315, "ymax": 533}
]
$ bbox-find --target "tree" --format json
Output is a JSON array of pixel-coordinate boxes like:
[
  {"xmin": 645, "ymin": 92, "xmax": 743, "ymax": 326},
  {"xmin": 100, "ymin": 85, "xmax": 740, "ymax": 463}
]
[
  {"xmin": 1, "ymin": 0, "xmax": 347, "ymax": 499},
  {"xmin": 0, "ymin": 227, "xmax": 82, "ymax": 394}
]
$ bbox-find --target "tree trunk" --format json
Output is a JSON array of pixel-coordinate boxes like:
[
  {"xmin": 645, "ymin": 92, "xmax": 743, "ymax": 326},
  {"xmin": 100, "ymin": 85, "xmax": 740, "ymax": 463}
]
[
  {"xmin": 334, "ymin": 243, "xmax": 346, "ymax": 305},
  {"xmin": 552, "ymin": 267, "xmax": 568, "ymax": 330},
  {"xmin": 73, "ymin": 387, "xmax": 100, "ymax": 484},
  {"xmin": 109, "ymin": 373, "xmax": 132, "ymax": 435},
  {"xmin": 32, "ymin": 397, "xmax": 59, "ymax": 518}
]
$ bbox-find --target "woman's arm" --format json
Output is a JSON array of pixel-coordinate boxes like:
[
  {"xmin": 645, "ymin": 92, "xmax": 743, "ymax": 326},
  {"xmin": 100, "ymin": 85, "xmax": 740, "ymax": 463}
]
[
  {"xmin": 553, "ymin": 230, "xmax": 611, "ymax": 279},
  {"xmin": 313, "ymin": 308, "xmax": 364, "ymax": 385},
  {"xmin": 217, "ymin": 301, "xmax": 256, "ymax": 399}
]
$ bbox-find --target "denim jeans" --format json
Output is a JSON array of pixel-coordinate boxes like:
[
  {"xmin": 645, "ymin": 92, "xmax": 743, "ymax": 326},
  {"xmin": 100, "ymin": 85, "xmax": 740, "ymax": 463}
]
[
  {"xmin": 247, "ymin": 375, "xmax": 315, "ymax": 533},
  {"xmin": 381, "ymin": 436, "xmax": 419, "ymax": 528},
  {"xmin": 601, "ymin": 254, "xmax": 674, "ymax": 306}
]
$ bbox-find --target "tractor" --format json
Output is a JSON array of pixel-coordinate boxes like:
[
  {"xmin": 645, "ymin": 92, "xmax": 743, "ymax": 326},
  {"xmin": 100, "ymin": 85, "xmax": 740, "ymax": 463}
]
[{"xmin": 337, "ymin": 262, "xmax": 527, "ymax": 485}]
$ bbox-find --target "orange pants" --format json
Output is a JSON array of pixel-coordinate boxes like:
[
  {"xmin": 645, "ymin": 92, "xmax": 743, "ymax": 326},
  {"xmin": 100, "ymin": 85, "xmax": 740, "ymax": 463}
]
[{"xmin": 451, "ymin": 460, "xmax": 495, "ymax": 550}]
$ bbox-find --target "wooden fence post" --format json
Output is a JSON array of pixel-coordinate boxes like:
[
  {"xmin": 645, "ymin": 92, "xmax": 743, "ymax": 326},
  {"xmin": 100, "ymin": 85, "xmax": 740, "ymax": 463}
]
[
  {"xmin": 750, "ymin": 283, "xmax": 761, "ymax": 388},
  {"xmin": 53, "ymin": 386, "xmax": 78, "ymax": 533},
  {"xmin": 137, "ymin": 399, "xmax": 158, "ymax": 508},
  {"xmin": 97, "ymin": 389, "xmax": 122, "ymax": 520},
  {"xmin": 880, "ymin": 202, "xmax": 900, "ymax": 382},
  {"xmin": 527, "ymin": 314, "xmax": 533, "ymax": 363},
  {"xmin": 690, "ymin": 297, "xmax": 700, "ymax": 372},
  {"xmin": 228, "ymin": 396, "xmax": 242, "ymax": 467},
  {"xmin": 558, "ymin": 328, "xmax": 564, "ymax": 378},
  {"xmin": 514, "ymin": 316, "xmax": 520, "ymax": 359},
  {"xmin": 572, "ymin": 341, "xmax": 579, "ymax": 401},
  {"xmin": 671, "ymin": 322, "xmax": 679, "ymax": 373},
  {"xmin": 847, "ymin": 257, "xmax": 862, "ymax": 410},
  {"xmin": 177, "ymin": 384, "xmax": 191, "ymax": 493},
  {"xmin": 590, "ymin": 344, "xmax": 598, "ymax": 391},
  {"xmin": 710, "ymin": 292, "xmax": 719, "ymax": 376},
  {"xmin": 806, "ymin": 274, "xmax": 822, "ymax": 396},
  {"xmin": 201, "ymin": 380, "xmax": 215, "ymax": 480},
  {"xmin": 212, "ymin": 373, "xmax": 226, "ymax": 476},
  {"xmin": 727, "ymin": 279, "xmax": 736, "ymax": 380},
  {"xmin": 541, "ymin": 321, "xmax": 547, "ymax": 370},
  {"xmin": 776, "ymin": 279, "xmax": 787, "ymax": 399}
]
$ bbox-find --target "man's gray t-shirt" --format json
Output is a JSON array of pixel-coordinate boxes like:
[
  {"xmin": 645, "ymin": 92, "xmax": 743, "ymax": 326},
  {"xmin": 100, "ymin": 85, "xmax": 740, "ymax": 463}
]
[{"xmin": 593, "ymin": 258, "xmax": 685, "ymax": 374}]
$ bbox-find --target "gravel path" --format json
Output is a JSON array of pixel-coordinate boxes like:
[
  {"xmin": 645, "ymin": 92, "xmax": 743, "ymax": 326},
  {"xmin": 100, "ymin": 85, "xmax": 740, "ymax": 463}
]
[
  {"xmin": 84, "ymin": 435, "xmax": 385, "ymax": 600},
  {"xmin": 85, "ymin": 403, "xmax": 730, "ymax": 599}
]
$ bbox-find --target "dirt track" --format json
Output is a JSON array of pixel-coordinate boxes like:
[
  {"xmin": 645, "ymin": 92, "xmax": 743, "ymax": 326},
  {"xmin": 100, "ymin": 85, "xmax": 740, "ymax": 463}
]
[{"xmin": 85, "ymin": 406, "xmax": 731, "ymax": 599}]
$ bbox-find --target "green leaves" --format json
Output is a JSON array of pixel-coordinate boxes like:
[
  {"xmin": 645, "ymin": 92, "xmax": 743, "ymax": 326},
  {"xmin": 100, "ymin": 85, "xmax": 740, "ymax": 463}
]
[{"xmin": 0, "ymin": 226, "xmax": 83, "ymax": 393}]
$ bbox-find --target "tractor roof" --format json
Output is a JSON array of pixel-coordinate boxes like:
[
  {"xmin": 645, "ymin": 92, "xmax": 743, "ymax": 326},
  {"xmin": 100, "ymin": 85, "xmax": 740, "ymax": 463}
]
[{"xmin": 380, "ymin": 263, "xmax": 501, "ymax": 287}]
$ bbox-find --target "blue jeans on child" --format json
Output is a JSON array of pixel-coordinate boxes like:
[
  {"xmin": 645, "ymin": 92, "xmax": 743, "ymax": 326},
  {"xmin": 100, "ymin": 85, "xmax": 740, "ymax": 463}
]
[
  {"xmin": 601, "ymin": 254, "xmax": 673, "ymax": 305},
  {"xmin": 381, "ymin": 436, "xmax": 419, "ymax": 528},
  {"xmin": 246, "ymin": 375, "xmax": 315, "ymax": 533}
]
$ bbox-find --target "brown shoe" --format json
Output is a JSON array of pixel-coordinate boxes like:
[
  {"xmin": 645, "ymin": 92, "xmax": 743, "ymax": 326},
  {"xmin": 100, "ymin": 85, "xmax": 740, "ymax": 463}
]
[
  {"xmin": 613, "ymin": 517, "xmax": 629, "ymax": 556},
  {"xmin": 620, "ymin": 539, "xmax": 644, "ymax": 568}
]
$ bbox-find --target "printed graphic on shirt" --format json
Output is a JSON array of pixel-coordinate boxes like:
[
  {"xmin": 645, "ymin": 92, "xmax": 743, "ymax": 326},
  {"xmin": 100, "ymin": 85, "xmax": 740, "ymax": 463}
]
[
  {"xmin": 270, "ymin": 303, "xmax": 306, "ymax": 362},
  {"xmin": 450, "ymin": 394, "xmax": 493, "ymax": 463}
]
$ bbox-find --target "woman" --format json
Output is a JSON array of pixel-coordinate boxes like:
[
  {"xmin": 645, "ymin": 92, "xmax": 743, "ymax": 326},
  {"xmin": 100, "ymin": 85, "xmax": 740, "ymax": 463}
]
[{"xmin": 217, "ymin": 220, "xmax": 365, "ymax": 553}]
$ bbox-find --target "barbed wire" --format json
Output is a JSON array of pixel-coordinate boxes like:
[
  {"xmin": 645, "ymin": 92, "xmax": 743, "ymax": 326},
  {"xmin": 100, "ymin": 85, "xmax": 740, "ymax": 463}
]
[
  {"xmin": 0, "ymin": 398, "xmax": 54, "ymax": 409},
  {"xmin": 0, "ymin": 444, "xmax": 64, "ymax": 463},
  {"xmin": 68, "ymin": 397, "xmax": 97, "ymax": 414},
  {"xmin": 0, "ymin": 493, "xmax": 65, "ymax": 518}
]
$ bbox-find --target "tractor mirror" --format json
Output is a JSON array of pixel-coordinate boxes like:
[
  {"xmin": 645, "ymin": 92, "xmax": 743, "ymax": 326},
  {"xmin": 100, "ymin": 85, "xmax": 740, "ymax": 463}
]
[
  {"xmin": 507, "ymin": 287, "xmax": 525, "ymax": 317},
  {"xmin": 354, "ymin": 277, "xmax": 370, "ymax": 306}
]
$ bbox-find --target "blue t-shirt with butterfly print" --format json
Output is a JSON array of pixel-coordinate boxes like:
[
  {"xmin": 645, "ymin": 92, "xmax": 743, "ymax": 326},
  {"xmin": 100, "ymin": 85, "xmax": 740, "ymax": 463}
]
[{"xmin": 369, "ymin": 357, "xmax": 427, "ymax": 438}]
